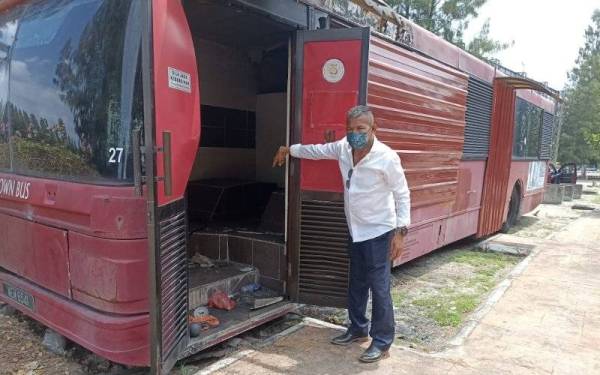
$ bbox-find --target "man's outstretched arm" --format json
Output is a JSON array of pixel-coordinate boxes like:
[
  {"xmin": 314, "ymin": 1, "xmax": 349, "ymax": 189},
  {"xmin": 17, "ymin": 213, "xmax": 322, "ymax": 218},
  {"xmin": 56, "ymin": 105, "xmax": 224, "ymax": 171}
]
[{"xmin": 272, "ymin": 141, "xmax": 341, "ymax": 167}]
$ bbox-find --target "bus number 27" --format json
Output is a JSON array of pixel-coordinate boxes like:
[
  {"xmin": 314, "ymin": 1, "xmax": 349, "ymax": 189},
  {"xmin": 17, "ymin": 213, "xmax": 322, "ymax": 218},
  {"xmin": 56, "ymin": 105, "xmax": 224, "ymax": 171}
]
[{"xmin": 109, "ymin": 147, "xmax": 124, "ymax": 164}]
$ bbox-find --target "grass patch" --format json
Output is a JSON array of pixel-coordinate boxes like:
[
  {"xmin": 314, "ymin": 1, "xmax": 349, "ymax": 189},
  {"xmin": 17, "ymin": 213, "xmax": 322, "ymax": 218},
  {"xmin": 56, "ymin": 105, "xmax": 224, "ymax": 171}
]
[
  {"xmin": 593, "ymin": 194, "xmax": 600, "ymax": 204},
  {"xmin": 450, "ymin": 249, "xmax": 517, "ymax": 269},
  {"xmin": 392, "ymin": 290, "xmax": 408, "ymax": 306},
  {"xmin": 401, "ymin": 249, "xmax": 521, "ymax": 328},
  {"xmin": 412, "ymin": 292, "xmax": 479, "ymax": 327}
]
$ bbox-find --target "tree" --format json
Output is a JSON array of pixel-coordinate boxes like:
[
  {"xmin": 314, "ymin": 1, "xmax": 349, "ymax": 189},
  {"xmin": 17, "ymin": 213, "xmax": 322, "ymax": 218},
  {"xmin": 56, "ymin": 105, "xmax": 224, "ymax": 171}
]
[
  {"xmin": 558, "ymin": 10, "xmax": 600, "ymax": 165},
  {"xmin": 386, "ymin": 0, "xmax": 510, "ymax": 58}
]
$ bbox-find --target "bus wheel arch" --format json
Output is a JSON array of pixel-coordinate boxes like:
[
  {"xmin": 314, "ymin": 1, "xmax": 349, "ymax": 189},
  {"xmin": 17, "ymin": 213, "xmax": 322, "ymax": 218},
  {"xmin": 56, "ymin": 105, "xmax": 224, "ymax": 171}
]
[{"xmin": 501, "ymin": 181, "xmax": 523, "ymax": 233}]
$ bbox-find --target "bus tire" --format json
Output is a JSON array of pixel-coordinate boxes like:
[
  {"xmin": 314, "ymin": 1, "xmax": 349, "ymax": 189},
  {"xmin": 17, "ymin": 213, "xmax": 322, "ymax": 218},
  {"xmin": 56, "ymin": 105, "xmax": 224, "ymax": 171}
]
[{"xmin": 500, "ymin": 186, "xmax": 521, "ymax": 233}]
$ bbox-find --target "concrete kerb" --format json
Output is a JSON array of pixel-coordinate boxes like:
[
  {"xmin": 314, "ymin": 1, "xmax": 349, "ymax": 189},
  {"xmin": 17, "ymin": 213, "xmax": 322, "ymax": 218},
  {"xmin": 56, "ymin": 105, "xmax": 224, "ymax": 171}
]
[{"xmin": 543, "ymin": 184, "xmax": 564, "ymax": 204}]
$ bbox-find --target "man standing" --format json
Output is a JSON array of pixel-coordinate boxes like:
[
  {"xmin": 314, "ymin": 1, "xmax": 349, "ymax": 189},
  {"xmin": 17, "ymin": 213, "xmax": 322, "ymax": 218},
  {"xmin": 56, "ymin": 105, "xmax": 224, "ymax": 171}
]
[{"xmin": 272, "ymin": 105, "xmax": 411, "ymax": 363}]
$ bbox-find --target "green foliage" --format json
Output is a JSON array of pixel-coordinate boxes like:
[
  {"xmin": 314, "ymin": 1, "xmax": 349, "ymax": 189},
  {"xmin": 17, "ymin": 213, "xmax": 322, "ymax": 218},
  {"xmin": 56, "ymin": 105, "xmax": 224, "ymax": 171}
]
[
  {"xmin": 12, "ymin": 138, "xmax": 98, "ymax": 177},
  {"xmin": 558, "ymin": 10, "xmax": 600, "ymax": 164},
  {"xmin": 467, "ymin": 19, "xmax": 513, "ymax": 60},
  {"xmin": 386, "ymin": 0, "xmax": 510, "ymax": 58}
]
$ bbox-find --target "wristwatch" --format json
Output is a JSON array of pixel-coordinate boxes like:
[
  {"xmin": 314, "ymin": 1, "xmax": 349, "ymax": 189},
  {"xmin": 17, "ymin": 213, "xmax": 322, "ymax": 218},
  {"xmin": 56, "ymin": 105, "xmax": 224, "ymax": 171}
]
[{"xmin": 396, "ymin": 226, "xmax": 408, "ymax": 236}]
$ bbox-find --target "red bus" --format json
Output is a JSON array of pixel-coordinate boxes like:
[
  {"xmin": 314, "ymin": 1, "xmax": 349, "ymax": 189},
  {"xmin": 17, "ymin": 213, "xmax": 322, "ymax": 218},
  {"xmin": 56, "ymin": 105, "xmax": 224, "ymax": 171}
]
[{"xmin": 0, "ymin": 0, "xmax": 559, "ymax": 372}]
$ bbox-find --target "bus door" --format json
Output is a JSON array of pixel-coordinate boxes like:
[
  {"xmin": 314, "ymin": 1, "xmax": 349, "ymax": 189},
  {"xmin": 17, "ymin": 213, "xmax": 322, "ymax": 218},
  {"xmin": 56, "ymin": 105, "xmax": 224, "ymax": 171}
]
[
  {"xmin": 141, "ymin": 1, "xmax": 200, "ymax": 373},
  {"xmin": 288, "ymin": 27, "xmax": 370, "ymax": 308}
]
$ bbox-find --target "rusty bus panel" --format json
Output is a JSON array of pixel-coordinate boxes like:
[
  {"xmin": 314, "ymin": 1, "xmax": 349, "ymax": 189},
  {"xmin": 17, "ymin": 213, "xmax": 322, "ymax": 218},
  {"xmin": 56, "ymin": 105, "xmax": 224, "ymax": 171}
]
[
  {"xmin": 368, "ymin": 37, "xmax": 468, "ymax": 212},
  {"xmin": 367, "ymin": 36, "xmax": 471, "ymax": 264},
  {"xmin": 477, "ymin": 80, "xmax": 516, "ymax": 237}
]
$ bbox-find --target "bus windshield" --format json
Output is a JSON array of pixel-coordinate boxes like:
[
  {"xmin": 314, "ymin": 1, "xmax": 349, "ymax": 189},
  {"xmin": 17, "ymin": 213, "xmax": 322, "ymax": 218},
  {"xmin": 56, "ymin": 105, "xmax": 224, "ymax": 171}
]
[{"xmin": 4, "ymin": 0, "xmax": 143, "ymax": 184}]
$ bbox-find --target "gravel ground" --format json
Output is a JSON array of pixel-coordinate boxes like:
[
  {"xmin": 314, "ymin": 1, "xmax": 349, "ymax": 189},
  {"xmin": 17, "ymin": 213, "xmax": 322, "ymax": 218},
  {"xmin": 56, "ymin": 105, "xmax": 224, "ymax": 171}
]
[{"xmin": 0, "ymin": 306, "xmax": 76, "ymax": 375}]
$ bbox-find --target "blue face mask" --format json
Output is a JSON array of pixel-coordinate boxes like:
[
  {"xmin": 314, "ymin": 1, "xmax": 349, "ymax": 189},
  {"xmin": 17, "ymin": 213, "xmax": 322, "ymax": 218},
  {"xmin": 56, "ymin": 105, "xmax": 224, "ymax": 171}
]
[{"xmin": 347, "ymin": 131, "xmax": 369, "ymax": 149}]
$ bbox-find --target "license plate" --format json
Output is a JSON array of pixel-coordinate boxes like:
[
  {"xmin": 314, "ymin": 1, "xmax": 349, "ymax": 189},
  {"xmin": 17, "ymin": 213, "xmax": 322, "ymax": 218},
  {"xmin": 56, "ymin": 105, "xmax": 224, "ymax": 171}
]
[{"xmin": 3, "ymin": 283, "xmax": 35, "ymax": 310}]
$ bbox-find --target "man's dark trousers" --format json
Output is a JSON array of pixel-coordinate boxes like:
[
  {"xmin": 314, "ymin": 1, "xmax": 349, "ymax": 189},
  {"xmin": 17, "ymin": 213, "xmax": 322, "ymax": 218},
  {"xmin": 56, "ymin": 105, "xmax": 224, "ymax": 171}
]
[{"xmin": 347, "ymin": 230, "xmax": 395, "ymax": 350}]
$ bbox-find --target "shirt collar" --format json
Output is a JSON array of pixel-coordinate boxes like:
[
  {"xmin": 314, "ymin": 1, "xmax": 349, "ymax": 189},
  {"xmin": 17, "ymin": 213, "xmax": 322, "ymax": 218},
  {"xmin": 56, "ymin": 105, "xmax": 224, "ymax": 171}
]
[{"xmin": 344, "ymin": 136, "xmax": 384, "ymax": 161}]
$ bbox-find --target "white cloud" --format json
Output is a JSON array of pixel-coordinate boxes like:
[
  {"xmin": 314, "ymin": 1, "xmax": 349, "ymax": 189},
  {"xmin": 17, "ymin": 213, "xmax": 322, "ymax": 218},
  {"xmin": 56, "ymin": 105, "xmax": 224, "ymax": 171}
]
[{"xmin": 464, "ymin": 0, "xmax": 599, "ymax": 90}]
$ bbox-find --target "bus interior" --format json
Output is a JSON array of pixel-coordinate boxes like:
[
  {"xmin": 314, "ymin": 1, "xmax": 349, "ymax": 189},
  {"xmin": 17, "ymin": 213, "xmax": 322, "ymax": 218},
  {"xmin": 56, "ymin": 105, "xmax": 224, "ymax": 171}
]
[{"xmin": 181, "ymin": 1, "xmax": 294, "ymax": 344}]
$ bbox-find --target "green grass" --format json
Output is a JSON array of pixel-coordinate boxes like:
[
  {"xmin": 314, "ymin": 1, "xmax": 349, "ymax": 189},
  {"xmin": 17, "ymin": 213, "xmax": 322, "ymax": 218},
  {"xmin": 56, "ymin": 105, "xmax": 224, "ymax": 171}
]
[
  {"xmin": 450, "ymin": 249, "xmax": 517, "ymax": 269},
  {"xmin": 401, "ymin": 249, "xmax": 520, "ymax": 328},
  {"xmin": 392, "ymin": 290, "xmax": 408, "ymax": 306},
  {"xmin": 593, "ymin": 194, "xmax": 600, "ymax": 204},
  {"xmin": 412, "ymin": 292, "xmax": 479, "ymax": 327},
  {"xmin": 179, "ymin": 364, "xmax": 197, "ymax": 375}
]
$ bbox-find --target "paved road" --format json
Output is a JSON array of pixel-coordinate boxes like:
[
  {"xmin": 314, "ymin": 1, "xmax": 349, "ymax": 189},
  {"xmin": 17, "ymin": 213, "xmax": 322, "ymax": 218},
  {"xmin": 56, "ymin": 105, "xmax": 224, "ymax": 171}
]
[{"xmin": 205, "ymin": 210, "xmax": 600, "ymax": 374}]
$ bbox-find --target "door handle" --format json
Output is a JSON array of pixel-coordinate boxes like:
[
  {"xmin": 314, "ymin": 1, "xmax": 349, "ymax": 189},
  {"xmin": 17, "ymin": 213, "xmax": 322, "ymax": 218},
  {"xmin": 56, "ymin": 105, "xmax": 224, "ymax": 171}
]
[
  {"xmin": 162, "ymin": 131, "xmax": 172, "ymax": 196},
  {"xmin": 132, "ymin": 127, "xmax": 143, "ymax": 196}
]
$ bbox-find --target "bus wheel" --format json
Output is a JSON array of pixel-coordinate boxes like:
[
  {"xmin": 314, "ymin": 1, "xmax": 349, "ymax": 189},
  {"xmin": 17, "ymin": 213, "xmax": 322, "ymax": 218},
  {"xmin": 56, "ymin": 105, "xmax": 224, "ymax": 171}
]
[{"xmin": 501, "ymin": 186, "xmax": 521, "ymax": 233}]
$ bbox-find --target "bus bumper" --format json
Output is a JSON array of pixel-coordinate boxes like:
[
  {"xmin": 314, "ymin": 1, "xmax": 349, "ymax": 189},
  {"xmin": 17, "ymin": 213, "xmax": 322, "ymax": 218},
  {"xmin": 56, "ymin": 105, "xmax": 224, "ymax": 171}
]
[{"xmin": 0, "ymin": 270, "xmax": 149, "ymax": 367}]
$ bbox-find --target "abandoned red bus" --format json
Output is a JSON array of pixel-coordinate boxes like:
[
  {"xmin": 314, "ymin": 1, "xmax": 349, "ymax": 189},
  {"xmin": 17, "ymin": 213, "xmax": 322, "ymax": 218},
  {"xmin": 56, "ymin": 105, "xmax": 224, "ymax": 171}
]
[{"xmin": 0, "ymin": 0, "xmax": 559, "ymax": 373}]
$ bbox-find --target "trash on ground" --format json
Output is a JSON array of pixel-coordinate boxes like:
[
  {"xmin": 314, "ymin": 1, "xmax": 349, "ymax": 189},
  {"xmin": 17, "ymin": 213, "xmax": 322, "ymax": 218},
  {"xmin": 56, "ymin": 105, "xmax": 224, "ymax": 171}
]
[
  {"xmin": 208, "ymin": 290, "xmax": 236, "ymax": 311},
  {"xmin": 191, "ymin": 253, "xmax": 215, "ymax": 268}
]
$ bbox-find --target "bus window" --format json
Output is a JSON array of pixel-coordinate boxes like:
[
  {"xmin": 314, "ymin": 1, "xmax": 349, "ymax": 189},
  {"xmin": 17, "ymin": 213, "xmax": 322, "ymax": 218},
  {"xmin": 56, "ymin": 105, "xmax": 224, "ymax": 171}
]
[
  {"xmin": 0, "ymin": 15, "xmax": 19, "ymax": 171},
  {"xmin": 513, "ymin": 97, "xmax": 543, "ymax": 159},
  {"xmin": 8, "ymin": 0, "xmax": 143, "ymax": 184}
]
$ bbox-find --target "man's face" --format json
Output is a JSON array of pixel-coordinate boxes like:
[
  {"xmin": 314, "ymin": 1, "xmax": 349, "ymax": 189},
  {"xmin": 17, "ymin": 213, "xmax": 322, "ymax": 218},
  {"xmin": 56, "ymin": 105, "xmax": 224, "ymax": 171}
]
[{"xmin": 346, "ymin": 114, "xmax": 375, "ymax": 146}]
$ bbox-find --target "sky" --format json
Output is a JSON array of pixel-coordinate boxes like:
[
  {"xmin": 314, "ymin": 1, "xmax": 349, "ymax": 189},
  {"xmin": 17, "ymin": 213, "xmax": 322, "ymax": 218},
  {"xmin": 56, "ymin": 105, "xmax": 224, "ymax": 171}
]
[{"xmin": 463, "ymin": 0, "xmax": 599, "ymax": 90}]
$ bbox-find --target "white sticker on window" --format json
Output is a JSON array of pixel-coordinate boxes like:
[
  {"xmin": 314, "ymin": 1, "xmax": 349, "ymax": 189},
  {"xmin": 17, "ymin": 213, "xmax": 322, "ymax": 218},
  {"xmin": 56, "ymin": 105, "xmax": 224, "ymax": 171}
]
[
  {"xmin": 168, "ymin": 67, "xmax": 191, "ymax": 93},
  {"xmin": 527, "ymin": 161, "xmax": 546, "ymax": 191}
]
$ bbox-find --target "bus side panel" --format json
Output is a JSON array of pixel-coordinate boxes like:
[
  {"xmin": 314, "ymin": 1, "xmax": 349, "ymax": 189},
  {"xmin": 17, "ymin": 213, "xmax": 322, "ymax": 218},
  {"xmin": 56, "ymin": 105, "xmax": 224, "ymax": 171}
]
[
  {"xmin": 507, "ymin": 160, "xmax": 546, "ymax": 218},
  {"xmin": 69, "ymin": 233, "xmax": 149, "ymax": 314},
  {"xmin": 0, "ymin": 271, "xmax": 149, "ymax": 366},
  {"xmin": 393, "ymin": 160, "xmax": 484, "ymax": 265},
  {"xmin": 367, "ymin": 36, "xmax": 470, "ymax": 266},
  {"xmin": 0, "ymin": 213, "xmax": 70, "ymax": 297},
  {"xmin": 445, "ymin": 160, "xmax": 485, "ymax": 244},
  {"xmin": 0, "ymin": 172, "xmax": 147, "ymax": 240}
]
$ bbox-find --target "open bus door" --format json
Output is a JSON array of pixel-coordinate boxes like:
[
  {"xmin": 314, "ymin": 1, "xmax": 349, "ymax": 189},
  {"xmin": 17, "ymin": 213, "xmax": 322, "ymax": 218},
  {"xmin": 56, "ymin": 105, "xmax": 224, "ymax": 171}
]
[
  {"xmin": 141, "ymin": 1, "xmax": 200, "ymax": 373},
  {"xmin": 288, "ymin": 27, "xmax": 370, "ymax": 308}
]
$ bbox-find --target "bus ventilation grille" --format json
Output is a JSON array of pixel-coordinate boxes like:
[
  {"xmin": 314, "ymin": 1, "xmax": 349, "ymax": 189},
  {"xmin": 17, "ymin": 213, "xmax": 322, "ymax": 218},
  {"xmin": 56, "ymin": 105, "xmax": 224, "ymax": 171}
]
[
  {"xmin": 299, "ymin": 199, "xmax": 349, "ymax": 306},
  {"xmin": 540, "ymin": 112, "xmax": 554, "ymax": 160},
  {"xmin": 464, "ymin": 75, "xmax": 493, "ymax": 159},
  {"xmin": 159, "ymin": 209, "xmax": 188, "ymax": 359}
]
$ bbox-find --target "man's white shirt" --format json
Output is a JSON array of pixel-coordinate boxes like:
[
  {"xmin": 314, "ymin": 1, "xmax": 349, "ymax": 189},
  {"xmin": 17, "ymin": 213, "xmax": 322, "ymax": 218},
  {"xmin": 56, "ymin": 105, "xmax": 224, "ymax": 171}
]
[{"xmin": 290, "ymin": 136, "xmax": 411, "ymax": 243}]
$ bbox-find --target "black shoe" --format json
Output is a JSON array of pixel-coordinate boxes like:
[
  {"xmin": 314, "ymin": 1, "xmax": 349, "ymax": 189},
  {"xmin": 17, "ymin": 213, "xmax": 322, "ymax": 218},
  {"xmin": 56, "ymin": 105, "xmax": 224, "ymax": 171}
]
[
  {"xmin": 330, "ymin": 331, "xmax": 369, "ymax": 346},
  {"xmin": 358, "ymin": 344, "xmax": 389, "ymax": 363}
]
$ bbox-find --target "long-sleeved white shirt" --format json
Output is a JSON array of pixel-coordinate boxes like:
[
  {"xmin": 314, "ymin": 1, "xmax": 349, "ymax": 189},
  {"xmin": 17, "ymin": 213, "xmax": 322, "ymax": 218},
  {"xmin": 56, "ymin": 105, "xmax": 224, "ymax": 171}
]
[{"xmin": 290, "ymin": 136, "xmax": 411, "ymax": 243}]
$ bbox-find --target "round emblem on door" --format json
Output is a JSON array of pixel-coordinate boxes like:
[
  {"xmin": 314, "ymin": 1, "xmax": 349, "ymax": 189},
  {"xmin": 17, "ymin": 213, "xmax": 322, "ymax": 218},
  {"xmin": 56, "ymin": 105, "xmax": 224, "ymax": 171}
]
[{"xmin": 322, "ymin": 59, "xmax": 345, "ymax": 83}]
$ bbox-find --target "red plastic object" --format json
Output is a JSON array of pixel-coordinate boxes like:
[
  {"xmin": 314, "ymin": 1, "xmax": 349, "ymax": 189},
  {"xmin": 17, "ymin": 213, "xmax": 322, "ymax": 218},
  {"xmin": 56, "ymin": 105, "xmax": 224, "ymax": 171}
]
[{"xmin": 208, "ymin": 291, "xmax": 236, "ymax": 311}]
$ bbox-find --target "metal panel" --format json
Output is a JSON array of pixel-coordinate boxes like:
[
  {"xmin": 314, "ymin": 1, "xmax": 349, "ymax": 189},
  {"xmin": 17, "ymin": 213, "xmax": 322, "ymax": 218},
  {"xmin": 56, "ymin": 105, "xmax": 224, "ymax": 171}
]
[
  {"xmin": 367, "ymin": 36, "xmax": 468, "ymax": 210},
  {"xmin": 463, "ymin": 75, "xmax": 493, "ymax": 158},
  {"xmin": 157, "ymin": 203, "xmax": 189, "ymax": 368},
  {"xmin": 540, "ymin": 112, "xmax": 554, "ymax": 160},
  {"xmin": 289, "ymin": 27, "xmax": 369, "ymax": 308},
  {"xmin": 298, "ymin": 199, "xmax": 349, "ymax": 307},
  {"xmin": 477, "ymin": 80, "xmax": 516, "ymax": 237}
]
